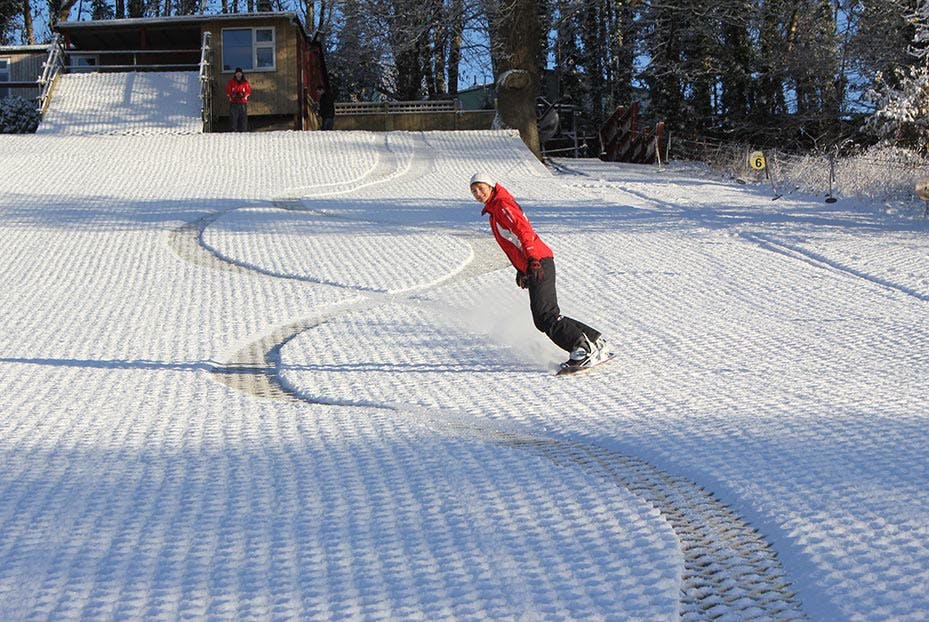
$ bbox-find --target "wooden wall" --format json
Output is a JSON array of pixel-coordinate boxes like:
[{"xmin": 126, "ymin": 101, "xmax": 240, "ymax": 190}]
[
  {"xmin": 2, "ymin": 51, "xmax": 44, "ymax": 102},
  {"xmin": 205, "ymin": 16, "xmax": 298, "ymax": 118},
  {"xmin": 334, "ymin": 110, "xmax": 496, "ymax": 132}
]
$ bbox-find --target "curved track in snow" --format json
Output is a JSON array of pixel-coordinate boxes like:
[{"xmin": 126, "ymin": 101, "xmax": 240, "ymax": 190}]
[{"xmin": 166, "ymin": 132, "xmax": 808, "ymax": 620}]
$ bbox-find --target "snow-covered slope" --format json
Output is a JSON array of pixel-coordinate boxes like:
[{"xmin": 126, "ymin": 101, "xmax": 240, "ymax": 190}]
[
  {"xmin": 37, "ymin": 71, "xmax": 202, "ymax": 135},
  {"xmin": 0, "ymin": 129, "xmax": 928, "ymax": 620}
]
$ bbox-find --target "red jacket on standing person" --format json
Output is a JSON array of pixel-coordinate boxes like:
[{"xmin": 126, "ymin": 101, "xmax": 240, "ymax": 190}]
[
  {"xmin": 480, "ymin": 183, "xmax": 554, "ymax": 274},
  {"xmin": 225, "ymin": 75, "xmax": 251, "ymax": 104}
]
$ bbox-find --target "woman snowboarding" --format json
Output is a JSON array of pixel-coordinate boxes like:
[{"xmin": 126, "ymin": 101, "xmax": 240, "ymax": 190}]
[{"xmin": 469, "ymin": 173, "xmax": 608, "ymax": 372}]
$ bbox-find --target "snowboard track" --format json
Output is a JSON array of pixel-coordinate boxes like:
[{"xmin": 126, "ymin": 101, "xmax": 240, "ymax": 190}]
[
  {"xmin": 741, "ymin": 231, "xmax": 929, "ymax": 302},
  {"xmin": 167, "ymin": 133, "xmax": 809, "ymax": 620}
]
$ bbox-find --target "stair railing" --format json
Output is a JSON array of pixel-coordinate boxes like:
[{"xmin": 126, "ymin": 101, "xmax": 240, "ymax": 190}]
[
  {"xmin": 36, "ymin": 34, "xmax": 65, "ymax": 115},
  {"xmin": 198, "ymin": 31, "xmax": 213, "ymax": 132}
]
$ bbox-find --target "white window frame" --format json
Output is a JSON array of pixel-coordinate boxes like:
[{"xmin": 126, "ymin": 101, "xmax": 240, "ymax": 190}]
[
  {"xmin": 221, "ymin": 27, "xmax": 276, "ymax": 73},
  {"xmin": 0, "ymin": 58, "xmax": 9, "ymax": 99}
]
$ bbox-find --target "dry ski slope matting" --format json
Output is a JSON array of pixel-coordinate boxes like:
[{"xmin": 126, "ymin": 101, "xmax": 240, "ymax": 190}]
[
  {"xmin": 37, "ymin": 71, "xmax": 202, "ymax": 135},
  {"xmin": 165, "ymin": 130, "xmax": 808, "ymax": 620}
]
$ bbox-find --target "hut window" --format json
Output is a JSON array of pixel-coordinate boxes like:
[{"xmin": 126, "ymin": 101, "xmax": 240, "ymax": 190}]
[
  {"xmin": 255, "ymin": 28, "xmax": 275, "ymax": 69},
  {"xmin": 0, "ymin": 59, "xmax": 8, "ymax": 99},
  {"xmin": 70, "ymin": 55, "xmax": 98, "ymax": 73},
  {"xmin": 222, "ymin": 27, "xmax": 276, "ymax": 72}
]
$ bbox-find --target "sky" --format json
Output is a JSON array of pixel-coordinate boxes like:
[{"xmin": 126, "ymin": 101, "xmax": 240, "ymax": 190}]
[{"xmin": 1, "ymin": 71, "xmax": 928, "ymax": 620}]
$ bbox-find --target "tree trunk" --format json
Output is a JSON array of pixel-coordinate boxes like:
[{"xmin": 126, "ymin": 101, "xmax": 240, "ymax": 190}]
[
  {"xmin": 446, "ymin": 0, "xmax": 463, "ymax": 96},
  {"xmin": 447, "ymin": 30, "xmax": 461, "ymax": 96},
  {"xmin": 23, "ymin": 0, "xmax": 35, "ymax": 44},
  {"xmin": 50, "ymin": 0, "xmax": 80, "ymax": 28},
  {"xmin": 430, "ymin": 10, "xmax": 447, "ymax": 97},
  {"xmin": 491, "ymin": 0, "xmax": 542, "ymax": 160}
]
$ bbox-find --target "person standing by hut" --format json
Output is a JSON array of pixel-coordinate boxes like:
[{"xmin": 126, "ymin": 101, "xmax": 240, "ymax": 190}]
[
  {"xmin": 318, "ymin": 84, "xmax": 336, "ymax": 130},
  {"xmin": 225, "ymin": 68, "xmax": 251, "ymax": 132}
]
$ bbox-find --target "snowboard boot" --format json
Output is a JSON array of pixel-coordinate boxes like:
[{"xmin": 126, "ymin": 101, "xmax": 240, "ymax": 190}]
[{"xmin": 562, "ymin": 334, "xmax": 606, "ymax": 371}]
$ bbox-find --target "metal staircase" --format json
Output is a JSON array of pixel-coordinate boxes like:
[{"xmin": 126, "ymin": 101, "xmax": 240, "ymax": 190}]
[
  {"xmin": 198, "ymin": 31, "xmax": 213, "ymax": 133},
  {"xmin": 36, "ymin": 35, "xmax": 65, "ymax": 115}
]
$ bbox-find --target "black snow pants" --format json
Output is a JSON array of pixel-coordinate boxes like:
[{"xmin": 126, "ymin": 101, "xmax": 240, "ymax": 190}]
[
  {"xmin": 229, "ymin": 103, "xmax": 248, "ymax": 132},
  {"xmin": 527, "ymin": 257, "xmax": 600, "ymax": 353}
]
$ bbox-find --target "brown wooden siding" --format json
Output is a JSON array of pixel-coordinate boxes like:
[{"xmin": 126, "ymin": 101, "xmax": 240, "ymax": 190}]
[
  {"xmin": 206, "ymin": 16, "xmax": 298, "ymax": 118},
  {"xmin": 334, "ymin": 110, "xmax": 496, "ymax": 132},
  {"xmin": 2, "ymin": 52, "xmax": 44, "ymax": 102}
]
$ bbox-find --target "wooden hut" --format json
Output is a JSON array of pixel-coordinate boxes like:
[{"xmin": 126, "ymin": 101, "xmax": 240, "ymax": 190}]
[
  {"xmin": 55, "ymin": 12, "xmax": 328, "ymax": 131},
  {"xmin": 0, "ymin": 45, "xmax": 49, "ymax": 104}
]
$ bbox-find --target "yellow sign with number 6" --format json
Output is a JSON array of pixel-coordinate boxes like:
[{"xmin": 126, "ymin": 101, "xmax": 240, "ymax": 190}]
[{"xmin": 749, "ymin": 151, "xmax": 767, "ymax": 170}]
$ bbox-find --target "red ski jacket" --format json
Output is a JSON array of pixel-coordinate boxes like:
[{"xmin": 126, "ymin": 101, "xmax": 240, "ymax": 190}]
[
  {"xmin": 481, "ymin": 183, "xmax": 553, "ymax": 273},
  {"xmin": 225, "ymin": 78, "xmax": 251, "ymax": 104}
]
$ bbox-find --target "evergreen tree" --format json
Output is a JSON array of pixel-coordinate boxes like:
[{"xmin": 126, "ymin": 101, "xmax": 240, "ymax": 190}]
[
  {"xmin": 90, "ymin": 0, "xmax": 113, "ymax": 19},
  {"xmin": 640, "ymin": 0, "xmax": 687, "ymax": 131},
  {"xmin": 551, "ymin": 0, "xmax": 640, "ymax": 126},
  {"xmin": 0, "ymin": 0, "xmax": 20, "ymax": 45},
  {"xmin": 864, "ymin": 0, "xmax": 929, "ymax": 151},
  {"xmin": 852, "ymin": 0, "xmax": 917, "ymax": 80},
  {"xmin": 552, "ymin": 0, "xmax": 585, "ymax": 112},
  {"xmin": 784, "ymin": 0, "xmax": 841, "ymax": 119},
  {"xmin": 718, "ymin": 8, "xmax": 754, "ymax": 128}
]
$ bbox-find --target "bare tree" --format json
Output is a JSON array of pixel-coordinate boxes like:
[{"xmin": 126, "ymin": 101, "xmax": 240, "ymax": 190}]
[
  {"xmin": 321, "ymin": 0, "xmax": 471, "ymax": 101},
  {"xmin": 299, "ymin": 0, "xmax": 333, "ymax": 34},
  {"xmin": 384, "ymin": 0, "xmax": 433, "ymax": 99},
  {"xmin": 327, "ymin": 0, "xmax": 388, "ymax": 101},
  {"xmin": 446, "ymin": 0, "xmax": 464, "ymax": 95},
  {"xmin": 47, "ymin": 0, "xmax": 79, "ymax": 28}
]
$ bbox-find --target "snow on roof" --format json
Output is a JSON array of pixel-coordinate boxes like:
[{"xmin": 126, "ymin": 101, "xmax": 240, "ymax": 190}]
[
  {"xmin": 0, "ymin": 44, "xmax": 51, "ymax": 53},
  {"xmin": 36, "ymin": 71, "xmax": 202, "ymax": 135}
]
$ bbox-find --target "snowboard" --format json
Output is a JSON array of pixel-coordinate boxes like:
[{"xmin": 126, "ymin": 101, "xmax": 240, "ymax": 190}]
[{"xmin": 556, "ymin": 352, "xmax": 617, "ymax": 376}]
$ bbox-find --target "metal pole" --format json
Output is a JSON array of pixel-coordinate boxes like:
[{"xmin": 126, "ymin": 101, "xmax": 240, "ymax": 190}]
[
  {"xmin": 655, "ymin": 135, "xmax": 663, "ymax": 171},
  {"xmin": 825, "ymin": 152, "xmax": 837, "ymax": 203},
  {"xmin": 572, "ymin": 108, "xmax": 578, "ymax": 158}
]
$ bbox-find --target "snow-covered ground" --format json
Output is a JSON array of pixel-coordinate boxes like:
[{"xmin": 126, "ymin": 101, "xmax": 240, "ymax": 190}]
[{"xmin": 1, "ymin": 128, "xmax": 928, "ymax": 621}]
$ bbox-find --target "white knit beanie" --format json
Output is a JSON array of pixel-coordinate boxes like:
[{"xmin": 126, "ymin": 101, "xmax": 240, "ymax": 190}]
[{"xmin": 469, "ymin": 172, "xmax": 496, "ymax": 187}]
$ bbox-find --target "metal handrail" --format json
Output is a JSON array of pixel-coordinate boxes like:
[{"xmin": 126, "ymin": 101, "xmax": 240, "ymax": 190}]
[
  {"xmin": 61, "ymin": 48, "xmax": 201, "ymax": 55},
  {"xmin": 198, "ymin": 31, "xmax": 213, "ymax": 132},
  {"xmin": 58, "ymin": 46, "xmax": 203, "ymax": 73},
  {"xmin": 66, "ymin": 64, "xmax": 200, "ymax": 70},
  {"xmin": 36, "ymin": 34, "xmax": 64, "ymax": 114}
]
